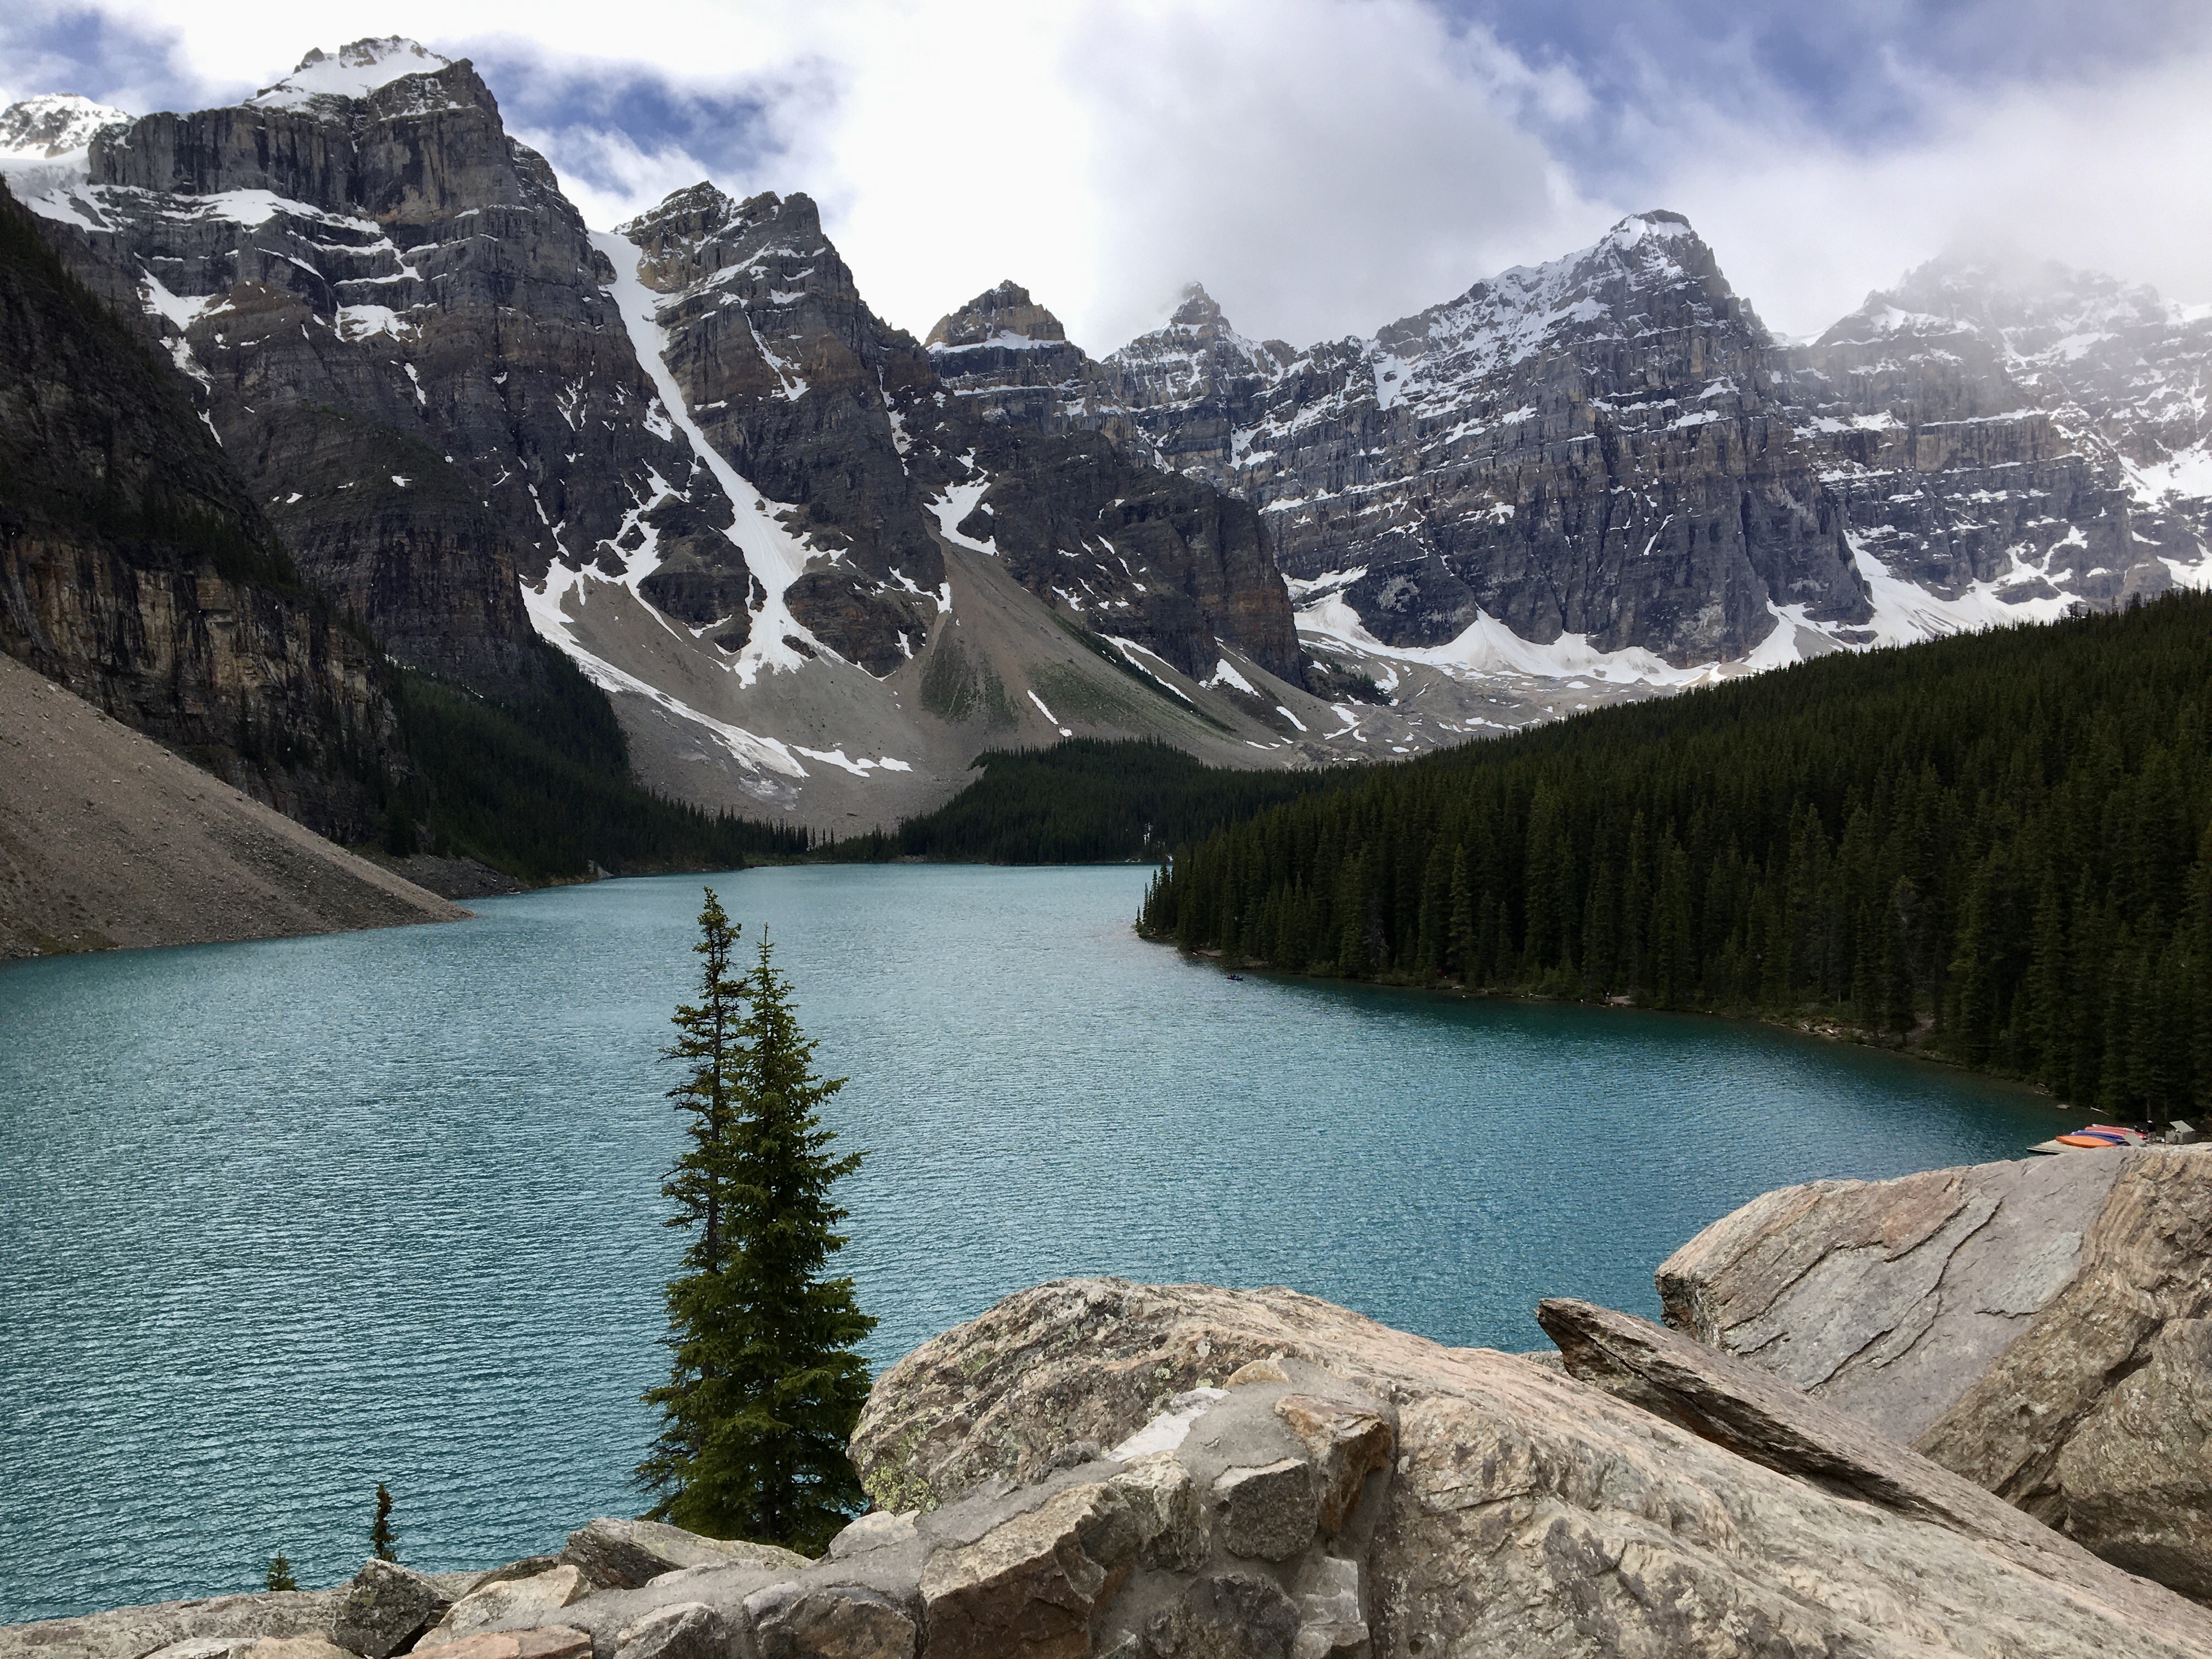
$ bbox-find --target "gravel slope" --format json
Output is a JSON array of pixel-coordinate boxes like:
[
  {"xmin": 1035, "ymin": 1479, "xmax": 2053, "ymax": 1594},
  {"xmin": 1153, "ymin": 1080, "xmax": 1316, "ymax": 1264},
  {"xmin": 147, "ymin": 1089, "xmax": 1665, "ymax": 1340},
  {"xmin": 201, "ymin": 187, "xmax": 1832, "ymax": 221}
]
[{"xmin": 0, "ymin": 653, "xmax": 464, "ymax": 958}]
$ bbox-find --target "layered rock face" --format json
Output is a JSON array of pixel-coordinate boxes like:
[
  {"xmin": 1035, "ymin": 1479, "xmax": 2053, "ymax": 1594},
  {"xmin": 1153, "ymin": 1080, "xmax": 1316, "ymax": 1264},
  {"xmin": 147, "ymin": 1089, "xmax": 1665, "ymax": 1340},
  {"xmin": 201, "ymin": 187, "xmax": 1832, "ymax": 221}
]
[
  {"xmin": 1788, "ymin": 255, "xmax": 2212, "ymax": 608},
  {"xmin": 921, "ymin": 280, "xmax": 1093, "ymax": 433},
  {"xmin": 0, "ymin": 176, "xmax": 398, "ymax": 838},
  {"xmin": 16, "ymin": 42, "xmax": 736, "ymax": 701},
  {"xmin": 617, "ymin": 182, "xmax": 1299, "ymax": 684},
  {"xmin": 935, "ymin": 218, "xmax": 2212, "ymax": 672},
  {"xmin": 616, "ymin": 184, "xmax": 944, "ymax": 673},
  {"xmin": 937, "ymin": 217, "xmax": 1874, "ymax": 664},
  {"xmin": 1661, "ymin": 1148, "xmax": 2212, "ymax": 1601}
]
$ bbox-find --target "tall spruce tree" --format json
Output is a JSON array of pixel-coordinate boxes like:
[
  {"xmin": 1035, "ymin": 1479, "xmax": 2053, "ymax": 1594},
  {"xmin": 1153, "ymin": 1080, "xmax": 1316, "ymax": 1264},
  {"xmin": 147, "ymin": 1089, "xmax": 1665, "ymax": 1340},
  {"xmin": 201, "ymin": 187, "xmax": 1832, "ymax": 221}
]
[{"xmin": 638, "ymin": 896, "xmax": 876, "ymax": 1553}]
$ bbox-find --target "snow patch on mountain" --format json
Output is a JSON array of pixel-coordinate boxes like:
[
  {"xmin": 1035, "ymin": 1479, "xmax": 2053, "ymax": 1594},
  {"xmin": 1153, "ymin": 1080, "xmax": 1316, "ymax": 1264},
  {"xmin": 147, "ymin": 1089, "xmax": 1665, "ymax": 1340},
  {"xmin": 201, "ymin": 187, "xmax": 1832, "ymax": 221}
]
[
  {"xmin": 586, "ymin": 229, "xmax": 821, "ymax": 686},
  {"xmin": 0, "ymin": 94, "xmax": 133, "ymax": 196},
  {"xmin": 249, "ymin": 39, "xmax": 452, "ymax": 109},
  {"xmin": 1296, "ymin": 590, "xmax": 1705, "ymax": 686}
]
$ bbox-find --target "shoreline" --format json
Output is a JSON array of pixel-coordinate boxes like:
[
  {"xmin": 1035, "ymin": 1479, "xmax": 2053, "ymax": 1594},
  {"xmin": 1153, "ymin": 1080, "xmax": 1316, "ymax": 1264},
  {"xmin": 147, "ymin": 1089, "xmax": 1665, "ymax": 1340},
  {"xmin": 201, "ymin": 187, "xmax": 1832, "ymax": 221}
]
[{"xmin": 1152, "ymin": 931, "xmax": 2089, "ymax": 1116}]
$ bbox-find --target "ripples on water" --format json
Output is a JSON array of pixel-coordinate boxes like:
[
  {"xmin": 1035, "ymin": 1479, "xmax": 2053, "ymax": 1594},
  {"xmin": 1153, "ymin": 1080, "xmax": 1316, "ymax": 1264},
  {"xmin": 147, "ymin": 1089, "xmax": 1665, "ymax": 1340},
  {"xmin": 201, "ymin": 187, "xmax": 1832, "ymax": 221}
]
[{"xmin": 0, "ymin": 865, "xmax": 2061, "ymax": 1621}]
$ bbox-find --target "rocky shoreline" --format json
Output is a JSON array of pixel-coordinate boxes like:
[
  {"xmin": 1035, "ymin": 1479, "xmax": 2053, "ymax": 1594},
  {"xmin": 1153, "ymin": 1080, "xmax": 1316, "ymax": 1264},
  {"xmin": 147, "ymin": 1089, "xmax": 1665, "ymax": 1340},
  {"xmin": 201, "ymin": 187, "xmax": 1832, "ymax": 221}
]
[{"xmin": 7, "ymin": 1148, "xmax": 2205, "ymax": 1656}]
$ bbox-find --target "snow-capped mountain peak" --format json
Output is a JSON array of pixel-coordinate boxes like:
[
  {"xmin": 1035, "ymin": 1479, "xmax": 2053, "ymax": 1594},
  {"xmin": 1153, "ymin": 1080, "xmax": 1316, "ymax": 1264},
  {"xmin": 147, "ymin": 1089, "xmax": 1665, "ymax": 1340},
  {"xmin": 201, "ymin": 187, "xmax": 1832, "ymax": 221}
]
[
  {"xmin": 0, "ymin": 93, "xmax": 133, "ymax": 159},
  {"xmin": 925, "ymin": 281, "xmax": 1069, "ymax": 349},
  {"xmin": 0, "ymin": 93, "xmax": 134, "ymax": 195},
  {"xmin": 249, "ymin": 38, "xmax": 452, "ymax": 109}
]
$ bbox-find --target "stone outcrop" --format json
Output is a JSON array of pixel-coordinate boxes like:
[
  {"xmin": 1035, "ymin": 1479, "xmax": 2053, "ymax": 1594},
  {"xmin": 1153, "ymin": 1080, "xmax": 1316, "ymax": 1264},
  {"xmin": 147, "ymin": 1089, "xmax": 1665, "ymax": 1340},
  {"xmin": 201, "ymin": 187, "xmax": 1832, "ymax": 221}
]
[
  {"xmin": 331, "ymin": 1564, "xmax": 455, "ymax": 1659},
  {"xmin": 844, "ymin": 1277, "xmax": 2212, "ymax": 1656},
  {"xmin": 0, "ymin": 174, "xmax": 400, "ymax": 840},
  {"xmin": 1660, "ymin": 1147, "xmax": 2212, "ymax": 1600},
  {"xmin": 416, "ymin": 1571, "xmax": 586, "ymax": 1648},
  {"xmin": 0, "ymin": 1591, "xmax": 352, "ymax": 1659},
  {"xmin": 13, "ymin": 1274, "xmax": 2212, "ymax": 1658},
  {"xmin": 556, "ymin": 1519, "xmax": 806, "ymax": 1590}
]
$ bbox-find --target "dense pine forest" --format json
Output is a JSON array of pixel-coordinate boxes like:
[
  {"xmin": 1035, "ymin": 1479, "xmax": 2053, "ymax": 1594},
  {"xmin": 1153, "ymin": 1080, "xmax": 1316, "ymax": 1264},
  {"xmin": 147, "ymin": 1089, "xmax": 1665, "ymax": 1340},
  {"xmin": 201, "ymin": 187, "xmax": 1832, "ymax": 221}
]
[
  {"xmin": 387, "ymin": 646, "xmax": 809, "ymax": 881},
  {"xmin": 1141, "ymin": 594, "xmax": 2212, "ymax": 1118},
  {"xmin": 830, "ymin": 739, "xmax": 1351, "ymax": 864}
]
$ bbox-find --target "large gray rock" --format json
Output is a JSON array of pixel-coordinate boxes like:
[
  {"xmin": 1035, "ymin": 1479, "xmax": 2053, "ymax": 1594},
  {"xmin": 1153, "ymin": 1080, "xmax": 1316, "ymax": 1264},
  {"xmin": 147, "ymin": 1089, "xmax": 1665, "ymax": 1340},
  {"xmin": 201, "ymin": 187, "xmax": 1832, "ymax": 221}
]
[
  {"xmin": 0, "ymin": 1592, "xmax": 349, "ymax": 1659},
  {"xmin": 744, "ymin": 1582, "xmax": 916, "ymax": 1659},
  {"xmin": 851, "ymin": 1277, "xmax": 2212, "ymax": 1657},
  {"xmin": 916, "ymin": 1481, "xmax": 1141, "ymax": 1658},
  {"xmin": 603, "ymin": 1603, "xmax": 733, "ymax": 1659},
  {"xmin": 1207, "ymin": 1462, "xmax": 1313, "ymax": 1562},
  {"xmin": 558, "ymin": 1519, "xmax": 806, "ymax": 1592},
  {"xmin": 417, "ymin": 1570, "xmax": 588, "ymax": 1649},
  {"xmin": 397, "ymin": 1633, "xmax": 588, "ymax": 1659},
  {"xmin": 1660, "ymin": 1147, "xmax": 2212, "ymax": 1599},
  {"xmin": 331, "ymin": 1562, "xmax": 456, "ymax": 1659}
]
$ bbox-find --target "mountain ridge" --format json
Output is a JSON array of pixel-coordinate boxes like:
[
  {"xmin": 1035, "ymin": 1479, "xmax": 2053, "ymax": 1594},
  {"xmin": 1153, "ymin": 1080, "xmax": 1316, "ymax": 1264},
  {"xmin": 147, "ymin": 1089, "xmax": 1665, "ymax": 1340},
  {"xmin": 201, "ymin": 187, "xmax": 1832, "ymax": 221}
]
[
  {"xmin": 933, "ymin": 211, "xmax": 2212, "ymax": 676},
  {"xmin": 9, "ymin": 40, "xmax": 2208, "ymax": 833}
]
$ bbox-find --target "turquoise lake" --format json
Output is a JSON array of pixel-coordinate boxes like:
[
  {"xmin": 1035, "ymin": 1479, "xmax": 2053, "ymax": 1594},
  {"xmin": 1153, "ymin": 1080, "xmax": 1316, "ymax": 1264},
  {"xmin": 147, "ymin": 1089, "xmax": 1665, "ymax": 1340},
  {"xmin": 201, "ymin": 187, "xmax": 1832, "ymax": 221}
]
[{"xmin": 0, "ymin": 864, "xmax": 2067, "ymax": 1623}]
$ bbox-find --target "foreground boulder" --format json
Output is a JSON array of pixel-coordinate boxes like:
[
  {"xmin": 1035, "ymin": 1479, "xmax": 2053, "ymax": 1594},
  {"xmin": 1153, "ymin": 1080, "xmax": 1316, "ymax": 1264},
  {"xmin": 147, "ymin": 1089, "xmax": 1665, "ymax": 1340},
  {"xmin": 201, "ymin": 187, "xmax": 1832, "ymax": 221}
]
[
  {"xmin": 1660, "ymin": 1147, "xmax": 2212, "ymax": 1598},
  {"xmin": 416, "ymin": 1570, "xmax": 589, "ymax": 1648},
  {"xmin": 331, "ymin": 1564, "xmax": 458, "ymax": 1659},
  {"xmin": 556, "ymin": 1519, "xmax": 805, "ymax": 1592},
  {"xmin": 851, "ymin": 1278, "xmax": 2212, "ymax": 1656},
  {"xmin": 12, "ymin": 1272, "xmax": 2212, "ymax": 1659}
]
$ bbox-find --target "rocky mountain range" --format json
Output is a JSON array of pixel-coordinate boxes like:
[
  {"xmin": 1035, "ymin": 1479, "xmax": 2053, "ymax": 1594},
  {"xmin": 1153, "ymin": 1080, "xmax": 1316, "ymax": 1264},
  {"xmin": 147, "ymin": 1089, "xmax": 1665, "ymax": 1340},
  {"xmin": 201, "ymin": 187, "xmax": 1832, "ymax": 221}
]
[
  {"xmin": 4, "ymin": 44, "xmax": 1331, "ymax": 831},
  {"xmin": 933, "ymin": 217, "xmax": 2212, "ymax": 675},
  {"xmin": 5, "ymin": 37, "xmax": 2208, "ymax": 833}
]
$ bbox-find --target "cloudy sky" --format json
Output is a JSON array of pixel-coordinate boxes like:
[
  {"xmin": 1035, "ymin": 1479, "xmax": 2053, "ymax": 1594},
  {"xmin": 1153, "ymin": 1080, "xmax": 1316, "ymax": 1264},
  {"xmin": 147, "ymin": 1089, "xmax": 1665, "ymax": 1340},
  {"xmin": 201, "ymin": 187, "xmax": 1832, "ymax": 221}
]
[{"xmin": 7, "ymin": 0, "xmax": 2210, "ymax": 352}]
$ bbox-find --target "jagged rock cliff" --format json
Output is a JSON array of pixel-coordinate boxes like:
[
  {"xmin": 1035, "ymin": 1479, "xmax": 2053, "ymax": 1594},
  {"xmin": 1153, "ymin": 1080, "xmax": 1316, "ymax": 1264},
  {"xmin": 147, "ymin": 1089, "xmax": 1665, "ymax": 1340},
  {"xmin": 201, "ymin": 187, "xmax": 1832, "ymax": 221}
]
[
  {"xmin": 19, "ymin": 41, "xmax": 733, "ymax": 702},
  {"xmin": 612, "ymin": 183, "xmax": 1298, "ymax": 684},
  {"xmin": 934, "ymin": 216, "xmax": 2212, "ymax": 676},
  {"xmin": 1788, "ymin": 255, "xmax": 2212, "ymax": 613},
  {"xmin": 8, "ymin": 50, "xmax": 1316, "ymax": 829},
  {"xmin": 0, "ymin": 176, "xmax": 398, "ymax": 838},
  {"xmin": 936, "ymin": 216, "xmax": 1874, "ymax": 665}
]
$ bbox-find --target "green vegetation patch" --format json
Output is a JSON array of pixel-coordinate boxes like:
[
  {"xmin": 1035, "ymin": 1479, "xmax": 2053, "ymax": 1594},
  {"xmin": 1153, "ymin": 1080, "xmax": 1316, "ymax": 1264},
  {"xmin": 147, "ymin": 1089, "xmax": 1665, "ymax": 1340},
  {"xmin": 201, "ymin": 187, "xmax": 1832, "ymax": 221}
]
[
  {"xmin": 387, "ymin": 639, "xmax": 808, "ymax": 881},
  {"xmin": 831, "ymin": 737, "xmax": 1353, "ymax": 865},
  {"xmin": 1143, "ymin": 594, "xmax": 2212, "ymax": 1118}
]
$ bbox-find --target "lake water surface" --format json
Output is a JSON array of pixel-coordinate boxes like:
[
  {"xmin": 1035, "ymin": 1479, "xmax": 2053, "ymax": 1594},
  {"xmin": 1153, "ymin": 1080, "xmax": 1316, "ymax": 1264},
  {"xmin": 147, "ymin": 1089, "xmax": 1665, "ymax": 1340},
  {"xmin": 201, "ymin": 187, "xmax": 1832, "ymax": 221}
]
[{"xmin": 0, "ymin": 865, "xmax": 2064, "ymax": 1621}]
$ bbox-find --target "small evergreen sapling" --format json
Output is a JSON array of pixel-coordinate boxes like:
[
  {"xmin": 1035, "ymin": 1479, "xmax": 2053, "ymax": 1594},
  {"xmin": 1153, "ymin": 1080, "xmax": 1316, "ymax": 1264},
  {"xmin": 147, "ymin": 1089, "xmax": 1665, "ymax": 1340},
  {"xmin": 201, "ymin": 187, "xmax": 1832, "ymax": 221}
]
[
  {"xmin": 370, "ymin": 1484, "xmax": 396, "ymax": 1562},
  {"xmin": 637, "ymin": 893, "xmax": 876, "ymax": 1553},
  {"xmin": 265, "ymin": 1553, "xmax": 298, "ymax": 1592}
]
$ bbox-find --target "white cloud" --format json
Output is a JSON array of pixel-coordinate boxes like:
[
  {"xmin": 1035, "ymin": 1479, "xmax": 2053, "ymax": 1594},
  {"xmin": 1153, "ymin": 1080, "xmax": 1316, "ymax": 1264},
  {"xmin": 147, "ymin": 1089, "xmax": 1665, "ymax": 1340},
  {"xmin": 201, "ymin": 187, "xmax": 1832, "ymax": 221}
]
[
  {"xmin": 7, "ymin": 0, "xmax": 2211, "ymax": 354},
  {"xmin": 1657, "ymin": 46, "xmax": 2212, "ymax": 337}
]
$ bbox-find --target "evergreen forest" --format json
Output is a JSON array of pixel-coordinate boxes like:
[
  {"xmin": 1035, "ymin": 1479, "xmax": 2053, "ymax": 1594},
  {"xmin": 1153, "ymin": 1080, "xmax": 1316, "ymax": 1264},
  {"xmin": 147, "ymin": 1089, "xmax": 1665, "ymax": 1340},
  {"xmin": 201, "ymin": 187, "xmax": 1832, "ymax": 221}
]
[
  {"xmin": 386, "ymin": 644, "xmax": 810, "ymax": 881},
  {"xmin": 830, "ymin": 738, "xmax": 1351, "ymax": 864},
  {"xmin": 1139, "ymin": 594, "xmax": 2212, "ymax": 1118}
]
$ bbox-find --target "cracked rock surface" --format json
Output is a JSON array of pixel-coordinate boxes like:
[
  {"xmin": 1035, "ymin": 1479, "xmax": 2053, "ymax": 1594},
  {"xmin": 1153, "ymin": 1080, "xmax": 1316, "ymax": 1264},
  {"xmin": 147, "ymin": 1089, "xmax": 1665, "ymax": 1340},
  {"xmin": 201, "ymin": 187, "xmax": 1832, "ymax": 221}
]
[
  {"xmin": 14, "ymin": 1273, "xmax": 2212, "ymax": 1658},
  {"xmin": 1660, "ymin": 1147, "xmax": 2212, "ymax": 1600}
]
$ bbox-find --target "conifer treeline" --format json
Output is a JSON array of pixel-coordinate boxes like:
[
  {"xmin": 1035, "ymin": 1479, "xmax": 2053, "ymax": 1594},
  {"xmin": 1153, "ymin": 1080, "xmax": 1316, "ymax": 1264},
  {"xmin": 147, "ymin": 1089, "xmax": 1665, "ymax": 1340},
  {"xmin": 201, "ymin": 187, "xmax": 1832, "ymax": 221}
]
[
  {"xmin": 1141, "ymin": 594, "xmax": 2212, "ymax": 1117},
  {"xmin": 390, "ymin": 651, "xmax": 812, "ymax": 879},
  {"xmin": 831, "ymin": 738, "xmax": 1350, "ymax": 864}
]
